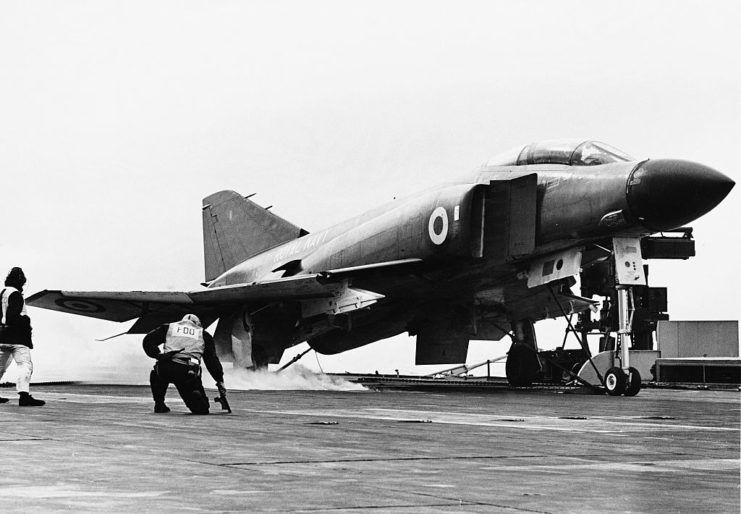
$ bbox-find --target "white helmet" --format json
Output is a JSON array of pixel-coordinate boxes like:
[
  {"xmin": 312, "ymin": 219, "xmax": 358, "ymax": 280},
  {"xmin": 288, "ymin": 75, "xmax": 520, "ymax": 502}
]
[{"xmin": 181, "ymin": 314, "xmax": 202, "ymax": 327}]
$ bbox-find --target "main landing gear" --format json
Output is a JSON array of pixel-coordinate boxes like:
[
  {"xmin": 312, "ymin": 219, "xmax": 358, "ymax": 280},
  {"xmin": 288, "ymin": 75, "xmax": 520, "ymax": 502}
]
[{"xmin": 505, "ymin": 319, "xmax": 541, "ymax": 387}]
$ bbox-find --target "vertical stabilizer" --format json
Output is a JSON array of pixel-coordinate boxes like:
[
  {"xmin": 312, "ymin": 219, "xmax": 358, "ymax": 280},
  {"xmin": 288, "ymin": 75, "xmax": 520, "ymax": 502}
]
[{"xmin": 202, "ymin": 191, "xmax": 308, "ymax": 282}]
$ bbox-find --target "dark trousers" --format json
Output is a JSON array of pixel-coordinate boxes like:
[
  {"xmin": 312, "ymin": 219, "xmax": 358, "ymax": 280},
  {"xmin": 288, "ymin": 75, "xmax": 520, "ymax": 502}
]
[{"xmin": 150, "ymin": 360, "xmax": 210, "ymax": 414}]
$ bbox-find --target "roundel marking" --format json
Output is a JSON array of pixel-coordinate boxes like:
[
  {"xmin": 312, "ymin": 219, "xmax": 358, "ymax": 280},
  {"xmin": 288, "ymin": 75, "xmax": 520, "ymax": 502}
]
[
  {"xmin": 54, "ymin": 298, "xmax": 106, "ymax": 314},
  {"xmin": 428, "ymin": 206, "xmax": 449, "ymax": 245}
]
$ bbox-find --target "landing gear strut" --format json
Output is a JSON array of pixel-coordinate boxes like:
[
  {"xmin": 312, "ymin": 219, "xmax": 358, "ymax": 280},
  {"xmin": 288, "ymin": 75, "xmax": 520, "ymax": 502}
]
[{"xmin": 611, "ymin": 284, "xmax": 642, "ymax": 396}]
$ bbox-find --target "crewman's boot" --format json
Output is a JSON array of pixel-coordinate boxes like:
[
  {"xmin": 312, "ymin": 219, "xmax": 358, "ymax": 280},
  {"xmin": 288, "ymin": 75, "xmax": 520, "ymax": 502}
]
[
  {"xmin": 0, "ymin": 397, "xmax": 8, "ymax": 404},
  {"xmin": 154, "ymin": 402, "xmax": 170, "ymax": 413},
  {"xmin": 151, "ymin": 369, "xmax": 170, "ymax": 413},
  {"xmin": 18, "ymin": 392, "xmax": 45, "ymax": 407}
]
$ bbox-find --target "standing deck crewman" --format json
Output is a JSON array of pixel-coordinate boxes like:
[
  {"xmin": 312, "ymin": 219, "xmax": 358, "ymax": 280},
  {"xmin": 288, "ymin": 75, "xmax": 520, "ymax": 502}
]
[
  {"xmin": 0, "ymin": 267, "xmax": 45, "ymax": 406},
  {"xmin": 143, "ymin": 313, "xmax": 225, "ymax": 414}
]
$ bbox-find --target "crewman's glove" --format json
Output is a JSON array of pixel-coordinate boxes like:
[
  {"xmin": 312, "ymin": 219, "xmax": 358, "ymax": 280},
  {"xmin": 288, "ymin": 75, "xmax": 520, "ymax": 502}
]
[{"xmin": 156, "ymin": 349, "xmax": 181, "ymax": 361}]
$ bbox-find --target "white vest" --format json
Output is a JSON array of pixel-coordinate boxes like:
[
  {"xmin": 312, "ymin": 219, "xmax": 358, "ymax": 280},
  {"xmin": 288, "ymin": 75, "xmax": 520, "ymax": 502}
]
[
  {"xmin": 164, "ymin": 321, "xmax": 205, "ymax": 366},
  {"xmin": 1, "ymin": 286, "xmax": 26, "ymax": 325}
]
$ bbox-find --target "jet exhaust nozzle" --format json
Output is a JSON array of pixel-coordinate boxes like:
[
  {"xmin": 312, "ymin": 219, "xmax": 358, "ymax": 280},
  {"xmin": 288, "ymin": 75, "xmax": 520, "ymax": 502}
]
[{"xmin": 626, "ymin": 159, "xmax": 735, "ymax": 231}]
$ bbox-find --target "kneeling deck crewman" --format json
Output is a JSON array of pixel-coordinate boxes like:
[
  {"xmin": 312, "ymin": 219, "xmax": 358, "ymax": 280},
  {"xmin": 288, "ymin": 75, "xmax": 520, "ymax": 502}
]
[{"xmin": 143, "ymin": 314, "xmax": 225, "ymax": 414}]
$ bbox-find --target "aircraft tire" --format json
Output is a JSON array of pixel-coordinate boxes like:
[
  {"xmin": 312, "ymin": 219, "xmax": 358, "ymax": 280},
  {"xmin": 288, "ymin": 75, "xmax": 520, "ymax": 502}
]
[
  {"xmin": 623, "ymin": 367, "xmax": 642, "ymax": 397},
  {"xmin": 506, "ymin": 344, "xmax": 538, "ymax": 387},
  {"xmin": 604, "ymin": 367, "xmax": 627, "ymax": 396}
]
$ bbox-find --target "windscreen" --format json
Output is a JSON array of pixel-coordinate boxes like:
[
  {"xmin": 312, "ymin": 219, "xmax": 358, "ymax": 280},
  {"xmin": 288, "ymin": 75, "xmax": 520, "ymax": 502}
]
[
  {"xmin": 484, "ymin": 140, "xmax": 635, "ymax": 167},
  {"xmin": 571, "ymin": 141, "xmax": 635, "ymax": 166}
]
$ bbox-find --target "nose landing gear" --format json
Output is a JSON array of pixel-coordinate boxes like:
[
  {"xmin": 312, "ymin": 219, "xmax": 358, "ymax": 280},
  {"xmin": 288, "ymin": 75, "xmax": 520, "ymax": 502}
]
[
  {"xmin": 547, "ymin": 237, "xmax": 650, "ymax": 396},
  {"xmin": 576, "ymin": 237, "xmax": 647, "ymax": 396}
]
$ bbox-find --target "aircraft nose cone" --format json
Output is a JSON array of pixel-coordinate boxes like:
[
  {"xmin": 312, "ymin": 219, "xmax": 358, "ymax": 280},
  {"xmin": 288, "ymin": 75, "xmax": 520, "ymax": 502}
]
[{"xmin": 626, "ymin": 159, "xmax": 735, "ymax": 230}]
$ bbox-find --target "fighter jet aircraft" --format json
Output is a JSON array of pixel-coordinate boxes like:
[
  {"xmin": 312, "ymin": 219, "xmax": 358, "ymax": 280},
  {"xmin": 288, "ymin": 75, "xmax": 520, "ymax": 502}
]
[{"xmin": 28, "ymin": 140, "xmax": 734, "ymax": 391}]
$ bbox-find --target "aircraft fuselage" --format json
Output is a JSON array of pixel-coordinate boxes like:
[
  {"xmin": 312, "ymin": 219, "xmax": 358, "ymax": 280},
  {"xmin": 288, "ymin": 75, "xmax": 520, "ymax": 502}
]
[{"xmin": 206, "ymin": 155, "xmax": 733, "ymax": 358}]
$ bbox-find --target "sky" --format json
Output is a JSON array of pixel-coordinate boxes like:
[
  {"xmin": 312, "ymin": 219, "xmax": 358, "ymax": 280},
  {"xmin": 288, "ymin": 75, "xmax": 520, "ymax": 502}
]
[{"xmin": 0, "ymin": 0, "xmax": 738, "ymax": 385}]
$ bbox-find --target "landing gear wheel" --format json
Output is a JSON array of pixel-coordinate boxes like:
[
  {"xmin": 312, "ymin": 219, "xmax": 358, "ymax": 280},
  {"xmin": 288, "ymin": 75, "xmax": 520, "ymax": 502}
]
[
  {"xmin": 506, "ymin": 344, "xmax": 539, "ymax": 387},
  {"xmin": 604, "ymin": 367, "xmax": 627, "ymax": 396},
  {"xmin": 624, "ymin": 367, "xmax": 642, "ymax": 397}
]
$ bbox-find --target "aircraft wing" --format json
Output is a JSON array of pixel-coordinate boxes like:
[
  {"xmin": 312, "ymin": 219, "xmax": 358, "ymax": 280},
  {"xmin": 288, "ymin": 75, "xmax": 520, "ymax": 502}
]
[
  {"xmin": 25, "ymin": 290, "xmax": 195, "ymax": 322},
  {"xmin": 26, "ymin": 274, "xmax": 368, "ymax": 330},
  {"xmin": 26, "ymin": 255, "xmax": 426, "ymax": 322}
]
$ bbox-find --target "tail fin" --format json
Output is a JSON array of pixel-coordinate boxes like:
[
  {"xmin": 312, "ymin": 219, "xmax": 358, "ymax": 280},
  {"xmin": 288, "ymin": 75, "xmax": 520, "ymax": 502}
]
[{"xmin": 202, "ymin": 190, "xmax": 308, "ymax": 282}]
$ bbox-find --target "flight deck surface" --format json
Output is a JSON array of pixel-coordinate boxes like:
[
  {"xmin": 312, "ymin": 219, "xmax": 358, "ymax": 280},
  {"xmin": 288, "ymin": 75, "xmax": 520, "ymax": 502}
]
[{"xmin": 0, "ymin": 384, "xmax": 738, "ymax": 512}]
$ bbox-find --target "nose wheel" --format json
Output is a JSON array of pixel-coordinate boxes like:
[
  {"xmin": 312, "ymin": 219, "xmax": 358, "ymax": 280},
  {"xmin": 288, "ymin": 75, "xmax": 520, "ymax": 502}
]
[
  {"xmin": 604, "ymin": 367, "xmax": 626, "ymax": 396},
  {"xmin": 604, "ymin": 366, "xmax": 641, "ymax": 396}
]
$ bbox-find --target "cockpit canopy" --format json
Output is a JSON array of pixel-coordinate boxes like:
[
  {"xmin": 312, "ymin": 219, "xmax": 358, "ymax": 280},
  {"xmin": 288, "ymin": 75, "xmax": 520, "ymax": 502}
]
[{"xmin": 484, "ymin": 139, "xmax": 636, "ymax": 167}]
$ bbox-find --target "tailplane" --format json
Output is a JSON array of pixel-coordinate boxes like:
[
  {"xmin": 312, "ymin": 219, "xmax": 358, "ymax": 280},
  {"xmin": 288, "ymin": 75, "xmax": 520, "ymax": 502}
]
[{"xmin": 202, "ymin": 190, "xmax": 308, "ymax": 282}]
